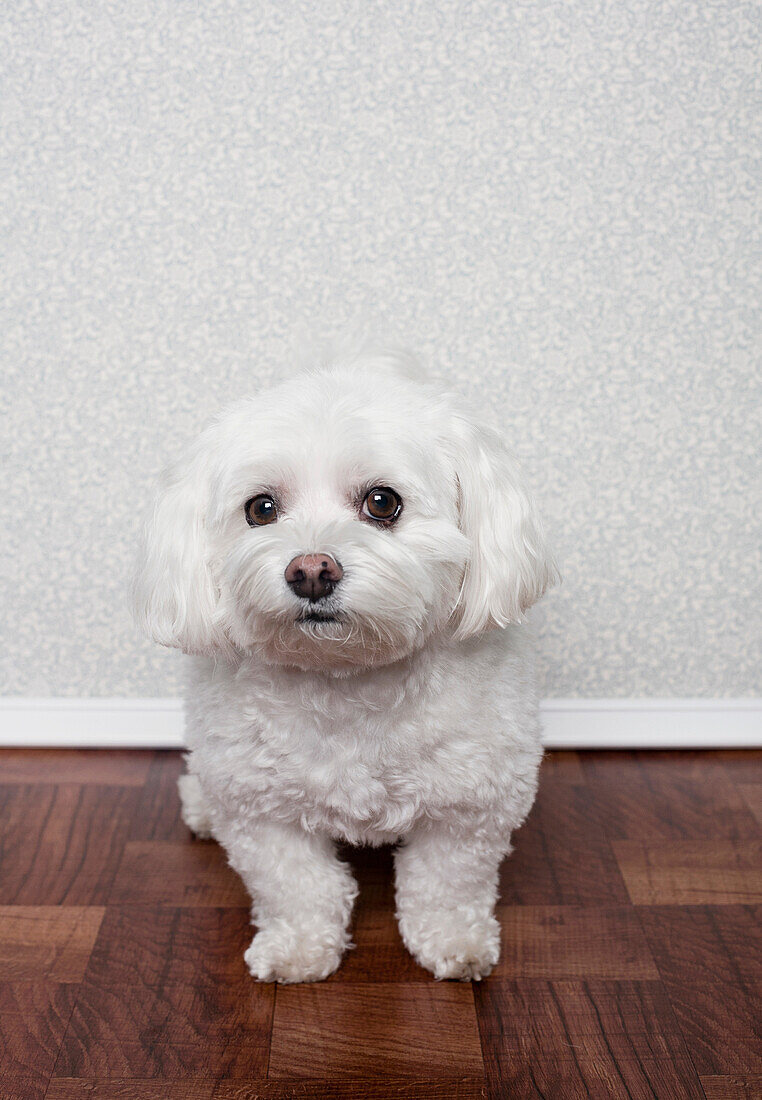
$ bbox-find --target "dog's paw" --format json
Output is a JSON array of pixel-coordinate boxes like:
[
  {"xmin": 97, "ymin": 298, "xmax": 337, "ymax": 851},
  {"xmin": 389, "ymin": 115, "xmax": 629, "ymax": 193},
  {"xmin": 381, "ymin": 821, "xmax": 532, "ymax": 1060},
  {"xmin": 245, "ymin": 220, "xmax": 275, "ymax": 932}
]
[
  {"xmin": 177, "ymin": 773, "xmax": 214, "ymax": 839},
  {"xmin": 401, "ymin": 912, "xmax": 501, "ymax": 981},
  {"xmin": 244, "ymin": 925, "xmax": 347, "ymax": 984}
]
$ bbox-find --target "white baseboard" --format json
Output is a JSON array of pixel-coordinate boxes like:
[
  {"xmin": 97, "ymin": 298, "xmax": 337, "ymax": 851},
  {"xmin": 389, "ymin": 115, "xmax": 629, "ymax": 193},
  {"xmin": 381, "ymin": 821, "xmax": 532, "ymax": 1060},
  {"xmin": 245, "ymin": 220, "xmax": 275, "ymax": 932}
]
[
  {"xmin": 0, "ymin": 698, "xmax": 186, "ymax": 749},
  {"xmin": 0, "ymin": 696, "xmax": 760, "ymax": 750},
  {"xmin": 539, "ymin": 698, "xmax": 762, "ymax": 749}
]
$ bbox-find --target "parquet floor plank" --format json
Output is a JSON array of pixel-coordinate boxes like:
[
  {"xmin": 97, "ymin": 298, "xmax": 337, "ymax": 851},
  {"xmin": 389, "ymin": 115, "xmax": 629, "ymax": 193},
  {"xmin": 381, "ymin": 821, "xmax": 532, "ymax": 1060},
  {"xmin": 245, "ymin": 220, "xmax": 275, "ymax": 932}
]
[
  {"xmin": 108, "ymin": 840, "xmax": 250, "ymax": 907},
  {"xmin": 128, "ymin": 751, "xmax": 188, "ymax": 842},
  {"xmin": 0, "ymin": 749, "xmax": 152, "ymax": 787},
  {"xmin": 83, "ymin": 905, "xmax": 252, "ymax": 988},
  {"xmin": 46, "ymin": 1081, "xmax": 487, "ymax": 1099},
  {"xmin": 52, "ymin": 973, "xmax": 274, "ymax": 1079},
  {"xmin": 613, "ymin": 840, "xmax": 762, "ymax": 905},
  {"xmin": 700, "ymin": 1077, "xmax": 762, "ymax": 1099},
  {"xmin": 0, "ymin": 784, "xmax": 138, "ymax": 905},
  {"xmin": 0, "ymin": 982, "xmax": 78, "ymax": 1100},
  {"xmin": 738, "ymin": 785, "xmax": 762, "ymax": 829},
  {"xmin": 581, "ymin": 751, "xmax": 759, "ymax": 842},
  {"xmin": 493, "ymin": 905, "xmax": 659, "ymax": 979},
  {"xmin": 499, "ymin": 775, "xmax": 631, "ymax": 906},
  {"xmin": 475, "ymin": 979, "xmax": 706, "ymax": 1100},
  {"xmin": 268, "ymin": 982, "xmax": 483, "ymax": 1079},
  {"xmin": 0, "ymin": 905, "xmax": 104, "ymax": 981}
]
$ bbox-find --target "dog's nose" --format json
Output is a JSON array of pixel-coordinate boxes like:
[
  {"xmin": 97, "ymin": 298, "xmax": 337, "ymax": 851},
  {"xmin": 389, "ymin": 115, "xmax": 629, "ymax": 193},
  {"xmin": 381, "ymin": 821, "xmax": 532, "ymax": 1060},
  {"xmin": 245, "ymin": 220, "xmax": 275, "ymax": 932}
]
[{"xmin": 284, "ymin": 554, "xmax": 343, "ymax": 601}]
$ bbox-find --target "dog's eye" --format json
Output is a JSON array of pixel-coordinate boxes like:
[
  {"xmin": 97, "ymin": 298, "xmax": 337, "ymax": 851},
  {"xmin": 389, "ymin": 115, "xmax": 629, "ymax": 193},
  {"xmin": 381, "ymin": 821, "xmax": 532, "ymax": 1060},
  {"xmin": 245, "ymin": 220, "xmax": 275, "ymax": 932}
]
[
  {"xmin": 362, "ymin": 487, "xmax": 403, "ymax": 523},
  {"xmin": 245, "ymin": 495, "xmax": 278, "ymax": 526}
]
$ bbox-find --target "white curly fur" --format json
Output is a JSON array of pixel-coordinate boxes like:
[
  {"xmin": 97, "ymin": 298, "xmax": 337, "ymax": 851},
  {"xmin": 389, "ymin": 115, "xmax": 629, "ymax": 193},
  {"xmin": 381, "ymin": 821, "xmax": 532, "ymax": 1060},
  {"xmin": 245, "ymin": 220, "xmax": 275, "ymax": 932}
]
[{"xmin": 133, "ymin": 341, "xmax": 557, "ymax": 983}]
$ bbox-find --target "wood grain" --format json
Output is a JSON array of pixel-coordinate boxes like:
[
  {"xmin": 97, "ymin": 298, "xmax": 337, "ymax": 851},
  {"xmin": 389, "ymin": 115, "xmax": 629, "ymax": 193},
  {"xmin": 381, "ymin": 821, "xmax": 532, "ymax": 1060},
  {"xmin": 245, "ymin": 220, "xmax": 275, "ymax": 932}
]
[
  {"xmin": 666, "ymin": 980, "xmax": 762, "ymax": 1075},
  {"xmin": 613, "ymin": 840, "xmax": 762, "ymax": 904},
  {"xmin": 0, "ymin": 746, "xmax": 760, "ymax": 1098},
  {"xmin": 84, "ymin": 905, "xmax": 252, "ymax": 988},
  {"xmin": 738, "ymin": 784, "xmax": 762, "ymax": 828},
  {"xmin": 53, "ymin": 973, "xmax": 274, "ymax": 1078},
  {"xmin": 0, "ymin": 982, "xmax": 78, "ymax": 1100},
  {"xmin": 637, "ymin": 909, "xmax": 762, "ymax": 1077},
  {"xmin": 475, "ymin": 980, "xmax": 705, "ymax": 1100},
  {"xmin": 268, "ymin": 983, "xmax": 483, "ymax": 1078},
  {"xmin": 0, "ymin": 906, "xmax": 104, "ymax": 980},
  {"xmin": 46, "ymin": 1081, "xmax": 487, "ymax": 1100},
  {"xmin": 327, "ymin": 883, "xmax": 432, "ymax": 982},
  {"xmin": 0, "ymin": 784, "xmax": 138, "ymax": 905},
  {"xmin": 582, "ymin": 751, "xmax": 759, "ymax": 842},
  {"xmin": 128, "ymin": 751, "xmax": 189, "ymax": 842},
  {"xmin": 700, "ymin": 1077, "xmax": 762, "ymax": 1099},
  {"xmin": 47, "ymin": 1084, "xmax": 216, "ymax": 1100},
  {"xmin": 637, "ymin": 905, "xmax": 762, "ymax": 987},
  {"xmin": 499, "ymin": 777, "xmax": 631, "ymax": 906},
  {"xmin": 715, "ymin": 750, "xmax": 762, "ymax": 781},
  {"xmin": 108, "ymin": 841, "xmax": 250, "ymax": 907},
  {"xmin": 537, "ymin": 749, "xmax": 587, "ymax": 784},
  {"xmin": 213, "ymin": 1083, "xmax": 488, "ymax": 1099},
  {"xmin": 494, "ymin": 906, "xmax": 659, "ymax": 978},
  {"xmin": 0, "ymin": 749, "xmax": 152, "ymax": 786}
]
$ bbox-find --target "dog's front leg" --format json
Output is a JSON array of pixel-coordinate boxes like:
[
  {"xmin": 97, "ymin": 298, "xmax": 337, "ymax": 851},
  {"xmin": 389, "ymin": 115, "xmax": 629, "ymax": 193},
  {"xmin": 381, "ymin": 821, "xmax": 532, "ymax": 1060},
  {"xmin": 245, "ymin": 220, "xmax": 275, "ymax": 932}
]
[
  {"xmin": 216, "ymin": 818, "xmax": 358, "ymax": 983},
  {"xmin": 394, "ymin": 820, "xmax": 506, "ymax": 981},
  {"xmin": 177, "ymin": 772, "xmax": 214, "ymax": 839}
]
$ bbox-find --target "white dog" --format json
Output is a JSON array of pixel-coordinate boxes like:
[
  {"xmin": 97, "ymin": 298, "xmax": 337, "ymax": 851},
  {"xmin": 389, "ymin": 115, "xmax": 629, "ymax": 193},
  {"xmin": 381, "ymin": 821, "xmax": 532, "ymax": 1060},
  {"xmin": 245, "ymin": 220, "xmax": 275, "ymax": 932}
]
[{"xmin": 133, "ymin": 343, "xmax": 556, "ymax": 983}]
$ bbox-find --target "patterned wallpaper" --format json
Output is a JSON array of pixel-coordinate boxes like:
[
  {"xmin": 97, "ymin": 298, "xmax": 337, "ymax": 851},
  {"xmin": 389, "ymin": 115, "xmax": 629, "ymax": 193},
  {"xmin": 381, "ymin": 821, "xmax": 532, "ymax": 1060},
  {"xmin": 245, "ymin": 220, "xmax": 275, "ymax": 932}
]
[{"xmin": 1, "ymin": 1, "xmax": 759, "ymax": 698}]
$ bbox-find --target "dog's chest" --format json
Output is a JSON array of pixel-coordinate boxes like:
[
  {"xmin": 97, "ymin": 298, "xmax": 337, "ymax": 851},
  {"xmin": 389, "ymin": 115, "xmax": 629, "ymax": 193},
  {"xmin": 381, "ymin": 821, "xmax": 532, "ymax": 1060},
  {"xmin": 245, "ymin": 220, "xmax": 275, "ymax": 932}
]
[
  {"xmin": 196, "ymin": 658, "xmax": 472, "ymax": 842},
  {"xmin": 250, "ymin": 696, "xmax": 441, "ymax": 841},
  {"xmin": 190, "ymin": 645, "xmax": 523, "ymax": 844}
]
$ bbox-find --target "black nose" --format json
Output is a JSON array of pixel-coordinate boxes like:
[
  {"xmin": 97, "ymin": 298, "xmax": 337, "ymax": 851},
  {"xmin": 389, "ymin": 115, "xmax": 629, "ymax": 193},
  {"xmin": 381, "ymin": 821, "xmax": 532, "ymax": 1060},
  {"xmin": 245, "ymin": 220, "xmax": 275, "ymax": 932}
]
[{"xmin": 284, "ymin": 554, "xmax": 343, "ymax": 601}]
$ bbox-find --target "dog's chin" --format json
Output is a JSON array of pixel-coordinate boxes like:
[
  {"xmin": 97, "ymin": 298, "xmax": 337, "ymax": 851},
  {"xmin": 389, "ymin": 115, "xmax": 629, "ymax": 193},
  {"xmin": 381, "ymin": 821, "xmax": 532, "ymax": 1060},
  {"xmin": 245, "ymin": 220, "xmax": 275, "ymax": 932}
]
[{"xmin": 241, "ymin": 610, "xmax": 423, "ymax": 675}]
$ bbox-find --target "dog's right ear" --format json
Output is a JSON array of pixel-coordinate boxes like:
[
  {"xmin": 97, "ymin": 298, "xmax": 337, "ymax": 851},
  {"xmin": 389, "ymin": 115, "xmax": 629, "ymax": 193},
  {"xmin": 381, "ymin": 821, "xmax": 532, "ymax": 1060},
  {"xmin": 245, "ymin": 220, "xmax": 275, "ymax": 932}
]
[
  {"xmin": 447, "ymin": 411, "xmax": 558, "ymax": 640},
  {"xmin": 132, "ymin": 436, "xmax": 223, "ymax": 655}
]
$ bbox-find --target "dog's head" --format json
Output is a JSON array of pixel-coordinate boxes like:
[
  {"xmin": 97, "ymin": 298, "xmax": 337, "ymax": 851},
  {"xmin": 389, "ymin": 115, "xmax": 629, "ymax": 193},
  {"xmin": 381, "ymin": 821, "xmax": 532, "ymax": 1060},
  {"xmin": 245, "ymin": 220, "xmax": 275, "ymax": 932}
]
[{"xmin": 133, "ymin": 351, "xmax": 556, "ymax": 672}]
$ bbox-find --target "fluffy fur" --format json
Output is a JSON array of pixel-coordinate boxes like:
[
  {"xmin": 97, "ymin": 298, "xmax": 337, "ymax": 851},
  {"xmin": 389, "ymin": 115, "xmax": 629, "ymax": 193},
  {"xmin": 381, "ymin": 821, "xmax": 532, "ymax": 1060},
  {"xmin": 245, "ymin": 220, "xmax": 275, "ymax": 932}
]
[{"xmin": 133, "ymin": 343, "xmax": 557, "ymax": 982}]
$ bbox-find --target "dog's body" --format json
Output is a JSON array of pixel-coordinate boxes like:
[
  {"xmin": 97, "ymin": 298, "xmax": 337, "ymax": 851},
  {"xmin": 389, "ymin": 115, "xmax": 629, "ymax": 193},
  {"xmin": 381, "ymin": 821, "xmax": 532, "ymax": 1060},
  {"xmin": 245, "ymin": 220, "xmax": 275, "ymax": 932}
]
[{"xmin": 134, "ymin": 344, "xmax": 556, "ymax": 983}]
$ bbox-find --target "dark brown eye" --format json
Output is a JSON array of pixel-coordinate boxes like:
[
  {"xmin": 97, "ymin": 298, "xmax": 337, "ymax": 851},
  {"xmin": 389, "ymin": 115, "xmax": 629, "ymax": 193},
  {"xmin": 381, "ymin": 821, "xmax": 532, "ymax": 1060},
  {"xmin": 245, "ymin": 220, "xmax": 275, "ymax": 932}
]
[
  {"xmin": 362, "ymin": 487, "xmax": 403, "ymax": 523},
  {"xmin": 245, "ymin": 495, "xmax": 278, "ymax": 526}
]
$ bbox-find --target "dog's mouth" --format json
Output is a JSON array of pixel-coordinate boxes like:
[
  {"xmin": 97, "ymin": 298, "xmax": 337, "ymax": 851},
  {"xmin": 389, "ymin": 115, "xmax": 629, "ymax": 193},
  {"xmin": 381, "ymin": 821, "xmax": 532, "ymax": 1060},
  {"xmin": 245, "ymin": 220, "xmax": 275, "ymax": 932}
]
[{"xmin": 296, "ymin": 611, "xmax": 343, "ymax": 626}]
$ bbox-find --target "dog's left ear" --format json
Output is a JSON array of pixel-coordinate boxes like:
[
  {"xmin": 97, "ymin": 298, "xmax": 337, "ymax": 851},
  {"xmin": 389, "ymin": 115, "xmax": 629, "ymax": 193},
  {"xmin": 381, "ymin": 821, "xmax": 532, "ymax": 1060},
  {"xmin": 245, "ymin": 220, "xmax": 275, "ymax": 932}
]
[
  {"xmin": 448, "ymin": 412, "xmax": 558, "ymax": 640},
  {"xmin": 132, "ymin": 432, "xmax": 225, "ymax": 656}
]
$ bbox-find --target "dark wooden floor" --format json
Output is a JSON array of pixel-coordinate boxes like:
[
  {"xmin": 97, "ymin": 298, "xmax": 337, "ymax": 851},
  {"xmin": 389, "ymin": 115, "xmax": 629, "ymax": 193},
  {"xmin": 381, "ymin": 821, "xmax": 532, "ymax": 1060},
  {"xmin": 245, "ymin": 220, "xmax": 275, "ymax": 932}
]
[{"xmin": 0, "ymin": 749, "xmax": 759, "ymax": 1099}]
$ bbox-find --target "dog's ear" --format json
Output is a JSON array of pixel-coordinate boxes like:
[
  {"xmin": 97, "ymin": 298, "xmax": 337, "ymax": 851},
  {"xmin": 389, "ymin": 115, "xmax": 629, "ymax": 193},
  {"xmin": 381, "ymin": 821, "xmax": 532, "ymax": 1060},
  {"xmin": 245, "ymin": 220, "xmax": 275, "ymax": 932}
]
[
  {"xmin": 448, "ymin": 412, "xmax": 557, "ymax": 640},
  {"xmin": 132, "ymin": 435, "xmax": 224, "ymax": 654}
]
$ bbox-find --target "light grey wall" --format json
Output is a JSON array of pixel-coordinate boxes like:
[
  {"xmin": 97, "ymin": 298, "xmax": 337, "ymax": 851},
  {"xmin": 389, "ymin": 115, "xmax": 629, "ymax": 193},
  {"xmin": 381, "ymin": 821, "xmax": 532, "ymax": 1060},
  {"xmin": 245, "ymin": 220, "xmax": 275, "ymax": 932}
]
[{"xmin": 2, "ymin": 1, "xmax": 759, "ymax": 699}]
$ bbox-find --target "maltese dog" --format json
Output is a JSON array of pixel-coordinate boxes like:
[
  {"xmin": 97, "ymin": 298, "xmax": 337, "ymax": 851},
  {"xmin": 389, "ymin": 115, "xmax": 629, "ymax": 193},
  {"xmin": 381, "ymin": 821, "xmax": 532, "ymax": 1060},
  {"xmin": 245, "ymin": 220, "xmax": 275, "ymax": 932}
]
[{"xmin": 133, "ymin": 342, "xmax": 556, "ymax": 983}]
